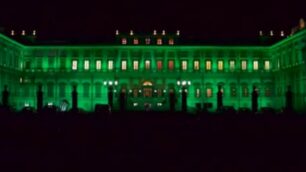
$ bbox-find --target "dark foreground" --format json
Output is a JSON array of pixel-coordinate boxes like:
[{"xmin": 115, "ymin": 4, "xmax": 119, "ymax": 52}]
[{"xmin": 0, "ymin": 111, "xmax": 306, "ymax": 171}]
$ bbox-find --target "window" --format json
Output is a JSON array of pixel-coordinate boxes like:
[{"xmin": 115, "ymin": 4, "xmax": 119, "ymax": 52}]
[
  {"xmin": 265, "ymin": 86, "xmax": 271, "ymax": 97},
  {"xmin": 229, "ymin": 60, "xmax": 235, "ymax": 71},
  {"xmin": 195, "ymin": 88, "xmax": 201, "ymax": 98},
  {"xmin": 194, "ymin": 60, "xmax": 200, "ymax": 71},
  {"xmin": 121, "ymin": 60, "xmax": 127, "ymax": 70},
  {"xmin": 133, "ymin": 38, "xmax": 139, "ymax": 45},
  {"xmin": 145, "ymin": 38, "xmax": 151, "ymax": 45},
  {"xmin": 84, "ymin": 60, "xmax": 89, "ymax": 70},
  {"xmin": 83, "ymin": 83, "xmax": 90, "ymax": 97},
  {"xmin": 59, "ymin": 83, "xmax": 66, "ymax": 97},
  {"xmin": 230, "ymin": 84, "xmax": 237, "ymax": 97},
  {"xmin": 133, "ymin": 60, "xmax": 139, "ymax": 70},
  {"xmin": 168, "ymin": 60, "xmax": 174, "ymax": 71},
  {"xmin": 72, "ymin": 60, "xmax": 78, "ymax": 70},
  {"xmin": 217, "ymin": 60, "xmax": 223, "ymax": 71},
  {"xmin": 241, "ymin": 60, "xmax": 247, "ymax": 71},
  {"xmin": 253, "ymin": 60, "xmax": 258, "ymax": 70},
  {"xmin": 145, "ymin": 60, "xmax": 150, "ymax": 70},
  {"xmin": 96, "ymin": 60, "xmax": 101, "ymax": 70},
  {"xmin": 108, "ymin": 60, "xmax": 113, "ymax": 70},
  {"xmin": 242, "ymin": 85, "xmax": 249, "ymax": 97},
  {"xmin": 206, "ymin": 60, "xmax": 211, "ymax": 71},
  {"xmin": 206, "ymin": 88, "xmax": 212, "ymax": 97},
  {"xmin": 182, "ymin": 60, "xmax": 187, "ymax": 71},
  {"xmin": 121, "ymin": 38, "xmax": 127, "ymax": 45},
  {"xmin": 264, "ymin": 60, "xmax": 270, "ymax": 70},
  {"xmin": 25, "ymin": 61, "xmax": 31, "ymax": 69},
  {"xmin": 157, "ymin": 38, "xmax": 162, "ymax": 45},
  {"xmin": 95, "ymin": 83, "xmax": 102, "ymax": 98},
  {"xmin": 133, "ymin": 88, "xmax": 138, "ymax": 97},
  {"xmin": 168, "ymin": 39, "xmax": 174, "ymax": 45},
  {"xmin": 157, "ymin": 60, "xmax": 162, "ymax": 71}
]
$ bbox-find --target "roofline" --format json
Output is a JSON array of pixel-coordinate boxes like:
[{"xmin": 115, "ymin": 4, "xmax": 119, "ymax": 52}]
[
  {"xmin": 270, "ymin": 29, "xmax": 306, "ymax": 49},
  {"xmin": 0, "ymin": 33, "xmax": 26, "ymax": 48}
]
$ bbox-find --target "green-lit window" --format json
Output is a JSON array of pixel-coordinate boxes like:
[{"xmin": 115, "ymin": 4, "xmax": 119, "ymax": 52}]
[
  {"xmin": 253, "ymin": 60, "xmax": 258, "ymax": 70},
  {"xmin": 84, "ymin": 60, "xmax": 89, "ymax": 70},
  {"xmin": 25, "ymin": 61, "xmax": 31, "ymax": 69},
  {"xmin": 168, "ymin": 60, "xmax": 174, "ymax": 71},
  {"xmin": 145, "ymin": 60, "xmax": 150, "ymax": 70},
  {"xmin": 108, "ymin": 60, "xmax": 113, "ymax": 70},
  {"xmin": 217, "ymin": 60, "xmax": 223, "ymax": 71},
  {"xmin": 194, "ymin": 60, "xmax": 200, "ymax": 71},
  {"xmin": 59, "ymin": 83, "xmax": 66, "ymax": 97},
  {"xmin": 205, "ymin": 60, "xmax": 211, "ymax": 71},
  {"xmin": 229, "ymin": 60, "xmax": 235, "ymax": 71},
  {"xmin": 83, "ymin": 83, "xmax": 90, "ymax": 97},
  {"xmin": 264, "ymin": 60, "xmax": 270, "ymax": 70},
  {"xmin": 241, "ymin": 60, "xmax": 247, "ymax": 71},
  {"xmin": 206, "ymin": 88, "xmax": 212, "ymax": 97},
  {"xmin": 121, "ymin": 60, "xmax": 127, "ymax": 71},
  {"xmin": 182, "ymin": 60, "xmax": 187, "ymax": 71},
  {"xmin": 242, "ymin": 85, "xmax": 249, "ymax": 97},
  {"xmin": 96, "ymin": 60, "xmax": 101, "ymax": 70},
  {"xmin": 195, "ymin": 88, "xmax": 201, "ymax": 98},
  {"xmin": 47, "ymin": 83, "xmax": 54, "ymax": 98},
  {"xmin": 230, "ymin": 84, "xmax": 236, "ymax": 97},
  {"xmin": 95, "ymin": 83, "xmax": 102, "ymax": 98},
  {"xmin": 72, "ymin": 60, "xmax": 78, "ymax": 70},
  {"xmin": 157, "ymin": 60, "xmax": 162, "ymax": 71},
  {"xmin": 133, "ymin": 60, "xmax": 139, "ymax": 70}
]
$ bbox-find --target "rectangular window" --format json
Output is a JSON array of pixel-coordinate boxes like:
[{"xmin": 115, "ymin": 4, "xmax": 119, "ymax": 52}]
[
  {"xmin": 194, "ymin": 60, "xmax": 200, "ymax": 71},
  {"xmin": 83, "ymin": 84, "xmax": 90, "ymax": 97},
  {"xmin": 230, "ymin": 84, "xmax": 237, "ymax": 97},
  {"xmin": 96, "ymin": 60, "xmax": 101, "ymax": 70},
  {"xmin": 242, "ymin": 85, "xmax": 249, "ymax": 97},
  {"xmin": 253, "ymin": 60, "xmax": 258, "ymax": 70},
  {"xmin": 241, "ymin": 60, "xmax": 247, "ymax": 71},
  {"xmin": 217, "ymin": 60, "xmax": 223, "ymax": 71},
  {"xmin": 133, "ymin": 60, "xmax": 139, "ymax": 70},
  {"xmin": 195, "ymin": 88, "xmax": 201, "ymax": 98},
  {"xmin": 59, "ymin": 84, "xmax": 65, "ymax": 97},
  {"xmin": 206, "ymin": 88, "xmax": 212, "ymax": 97},
  {"xmin": 264, "ymin": 60, "xmax": 270, "ymax": 70},
  {"xmin": 168, "ymin": 60, "xmax": 174, "ymax": 71},
  {"xmin": 84, "ymin": 60, "xmax": 89, "ymax": 70},
  {"xmin": 47, "ymin": 83, "xmax": 54, "ymax": 98},
  {"xmin": 25, "ymin": 61, "xmax": 31, "ymax": 69},
  {"xmin": 145, "ymin": 60, "xmax": 150, "ymax": 70},
  {"xmin": 72, "ymin": 60, "xmax": 78, "ymax": 70},
  {"xmin": 206, "ymin": 60, "xmax": 211, "ymax": 71},
  {"xmin": 182, "ymin": 60, "xmax": 187, "ymax": 71},
  {"xmin": 108, "ymin": 60, "xmax": 113, "ymax": 70},
  {"xmin": 157, "ymin": 60, "xmax": 162, "ymax": 71},
  {"xmin": 121, "ymin": 60, "xmax": 127, "ymax": 70},
  {"xmin": 229, "ymin": 60, "xmax": 235, "ymax": 71},
  {"xmin": 60, "ymin": 58, "xmax": 66, "ymax": 69}
]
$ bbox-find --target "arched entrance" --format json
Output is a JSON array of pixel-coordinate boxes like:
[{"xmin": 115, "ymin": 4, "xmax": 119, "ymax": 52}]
[{"xmin": 143, "ymin": 81, "xmax": 153, "ymax": 98}]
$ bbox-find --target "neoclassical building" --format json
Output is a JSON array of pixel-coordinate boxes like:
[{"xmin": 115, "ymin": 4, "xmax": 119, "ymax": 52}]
[{"xmin": 0, "ymin": 27, "xmax": 306, "ymax": 112}]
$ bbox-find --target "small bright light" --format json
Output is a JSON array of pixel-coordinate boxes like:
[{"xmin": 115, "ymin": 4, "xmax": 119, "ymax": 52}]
[
  {"xmin": 281, "ymin": 30, "xmax": 285, "ymax": 37},
  {"xmin": 259, "ymin": 30, "xmax": 263, "ymax": 36},
  {"xmin": 154, "ymin": 90, "xmax": 157, "ymax": 93},
  {"xmin": 48, "ymin": 102, "xmax": 53, "ymax": 106},
  {"xmin": 19, "ymin": 77, "xmax": 23, "ymax": 83},
  {"xmin": 176, "ymin": 30, "xmax": 180, "ymax": 36},
  {"xmin": 114, "ymin": 90, "xmax": 117, "ymax": 93},
  {"xmin": 182, "ymin": 81, "xmax": 186, "ymax": 86},
  {"xmin": 133, "ymin": 103, "xmax": 138, "ymax": 107},
  {"xmin": 139, "ymin": 90, "xmax": 142, "ymax": 93},
  {"xmin": 129, "ymin": 90, "xmax": 132, "ymax": 93},
  {"xmin": 103, "ymin": 81, "xmax": 107, "ymax": 85},
  {"xmin": 153, "ymin": 30, "xmax": 157, "ymax": 35},
  {"xmin": 22, "ymin": 30, "xmax": 26, "ymax": 36},
  {"xmin": 163, "ymin": 90, "xmax": 166, "ymax": 93},
  {"xmin": 162, "ymin": 30, "xmax": 166, "ymax": 35},
  {"xmin": 115, "ymin": 30, "xmax": 119, "ymax": 35},
  {"xmin": 130, "ymin": 30, "xmax": 134, "ymax": 36},
  {"xmin": 114, "ymin": 81, "xmax": 118, "ymax": 85},
  {"xmin": 24, "ymin": 103, "xmax": 30, "ymax": 107},
  {"xmin": 177, "ymin": 81, "xmax": 180, "ymax": 85},
  {"xmin": 188, "ymin": 81, "xmax": 191, "ymax": 85},
  {"xmin": 109, "ymin": 81, "xmax": 113, "ymax": 85},
  {"xmin": 179, "ymin": 90, "xmax": 182, "ymax": 93},
  {"xmin": 32, "ymin": 30, "xmax": 36, "ymax": 36},
  {"xmin": 270, "ymin": 30, "xmax": 274, "ymax": 36},
  {"xmin": 184, "ymin": 89, "xmax": 188, "ymax": 93},
  {"xmin": 11, "ymin": 30, "xmax": 15, "ymax": 36},
  {"xmin": 157, "ymin": 103, "xmax": 162, "ymax": 106}
]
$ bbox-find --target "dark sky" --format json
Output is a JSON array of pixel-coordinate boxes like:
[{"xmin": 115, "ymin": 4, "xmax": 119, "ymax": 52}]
[{"xmin": 0, "ymin": 0, "xmax": 305, "ymax": 40}]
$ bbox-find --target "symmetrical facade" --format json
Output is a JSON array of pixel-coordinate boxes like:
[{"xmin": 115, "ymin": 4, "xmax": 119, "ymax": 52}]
[{"xmin": 1, "ymin": 29, "xmax": 306, "ymax": 112}]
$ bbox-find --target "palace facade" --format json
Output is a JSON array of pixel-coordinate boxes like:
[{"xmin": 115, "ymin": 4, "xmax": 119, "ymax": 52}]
[{"xmin": 0, "ymin": 28, "xmax": 306, "ymax": 112}]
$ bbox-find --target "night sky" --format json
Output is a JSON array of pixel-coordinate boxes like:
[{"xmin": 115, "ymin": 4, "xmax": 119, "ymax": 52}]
[{"xmin": 0, "ymin": 0, "xmax": 305, "ymax": 40}]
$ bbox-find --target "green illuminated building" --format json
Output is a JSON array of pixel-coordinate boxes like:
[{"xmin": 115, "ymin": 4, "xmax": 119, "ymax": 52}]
[{"xmin": 1, "ymin": 27, "xmax": 306, "ymax": 113}]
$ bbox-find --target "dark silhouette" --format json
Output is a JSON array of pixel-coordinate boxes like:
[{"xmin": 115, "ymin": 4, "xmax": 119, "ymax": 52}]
[
  {"xmin": 72, "ymin": 85, "xmax": 78, "ymax": 111},
  {"xmin": 251, "ymin": 86, "xmax": 259, "ymax": 113},
  {"xmin": 169, "ymin": 90, "xmax": 176, "ymax": 112},
  {"xmin": 181, "ymin": 87, "xmax": 187, "ymax": 112},
  {"xmin": 285, "ymin": 85, "xmax": 293, "ymax": 112},
  {"xmin": 119, "ymin": 91, "xmax": 126, "ymax": 112},
  {"xmin": 2, "ymin": 85, "xmax": 9, "ymax": 107},
  {"xmin": 37, "ymin": 84, "xmax": 43, "ymax": 112},
  {"xmin": 108, "ymin": 86, "xmax": 113, "ymax": 109},
  {"xmin": 217, "ymin": 85, "xmax": 223, "ymax": 110}
]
